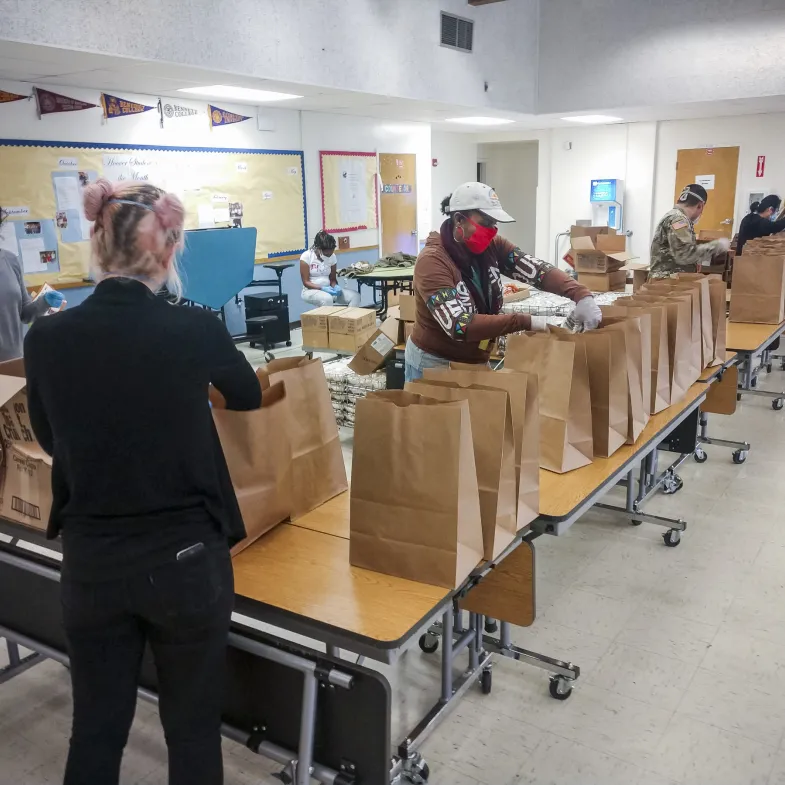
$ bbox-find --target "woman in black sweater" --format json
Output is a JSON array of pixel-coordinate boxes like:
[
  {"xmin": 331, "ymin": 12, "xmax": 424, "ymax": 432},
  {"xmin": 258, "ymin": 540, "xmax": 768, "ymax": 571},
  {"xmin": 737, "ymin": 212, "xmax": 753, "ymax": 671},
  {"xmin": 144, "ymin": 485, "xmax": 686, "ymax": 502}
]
[
  {"xmin": 737, "ymin": 194, "xmax": 785, "ymax": 256},
  {"xmin": 24, "ymin": 179, "xmax": 261, "ymax": 785}
]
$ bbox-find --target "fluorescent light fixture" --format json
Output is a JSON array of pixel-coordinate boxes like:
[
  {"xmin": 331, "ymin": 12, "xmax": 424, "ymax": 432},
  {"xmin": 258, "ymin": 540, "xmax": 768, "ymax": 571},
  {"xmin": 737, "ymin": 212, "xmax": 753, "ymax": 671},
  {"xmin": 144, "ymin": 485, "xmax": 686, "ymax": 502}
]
[
  {"xmin": 561, "ymin": 114, "xmax": 624, "ymax": 124},
  {"xmin": 445, "ymin": 116, "xmax": 514, "ymax": 126},
  {"xmin": 177, "ymin": 85, "xmax": 301, "ymax": 102}
]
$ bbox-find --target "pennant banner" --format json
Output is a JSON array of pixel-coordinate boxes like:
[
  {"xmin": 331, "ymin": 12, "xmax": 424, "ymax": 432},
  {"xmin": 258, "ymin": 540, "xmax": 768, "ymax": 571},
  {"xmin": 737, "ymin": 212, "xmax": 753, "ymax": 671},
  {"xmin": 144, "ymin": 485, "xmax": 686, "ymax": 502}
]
[
  {"xmin": 209, "ymin": 104, "xmax": 251, "ymax": 128},
  {"xmin": 101, "ymin": 92, "xmax": 154, "ymax": 119},
  {"xmin": 35, "ymin": 87, "xmax": 98, "ymax": 116},
  {"xmin": 158, "ymin": 99, "xmax": 204, "ymax": 128},
  {"xmin": 0, "ymin": 90, "xmax": 27, "ymax": 104}
]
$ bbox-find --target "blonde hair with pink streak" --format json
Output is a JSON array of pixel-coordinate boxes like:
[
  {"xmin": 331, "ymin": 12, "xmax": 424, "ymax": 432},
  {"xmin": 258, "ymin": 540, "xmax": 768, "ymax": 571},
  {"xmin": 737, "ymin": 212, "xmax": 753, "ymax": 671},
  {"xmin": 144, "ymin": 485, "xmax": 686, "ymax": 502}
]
[{"xmin": 84, "ymin": 178, "xmax": 185, "ymax": 298}]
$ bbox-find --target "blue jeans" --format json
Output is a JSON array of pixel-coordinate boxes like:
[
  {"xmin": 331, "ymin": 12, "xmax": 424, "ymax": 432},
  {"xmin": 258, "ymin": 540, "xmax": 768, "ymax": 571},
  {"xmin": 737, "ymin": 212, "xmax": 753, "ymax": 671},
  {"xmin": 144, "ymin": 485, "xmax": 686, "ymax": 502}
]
[{"xmin": 404, "ymin": 338, "xmax": 451, "ymax": 382}]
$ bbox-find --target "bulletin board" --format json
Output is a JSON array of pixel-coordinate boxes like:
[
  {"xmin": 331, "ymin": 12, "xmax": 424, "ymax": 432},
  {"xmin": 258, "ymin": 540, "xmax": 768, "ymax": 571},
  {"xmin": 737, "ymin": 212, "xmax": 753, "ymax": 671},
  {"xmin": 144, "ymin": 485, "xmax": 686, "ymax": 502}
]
[
  {"xmin": 320, "ymin": 150, "xmax": 378, "ymax": 233},
  {"xmin": 0, "ymin": 138, "xmax": 308, "ymax": 287}
]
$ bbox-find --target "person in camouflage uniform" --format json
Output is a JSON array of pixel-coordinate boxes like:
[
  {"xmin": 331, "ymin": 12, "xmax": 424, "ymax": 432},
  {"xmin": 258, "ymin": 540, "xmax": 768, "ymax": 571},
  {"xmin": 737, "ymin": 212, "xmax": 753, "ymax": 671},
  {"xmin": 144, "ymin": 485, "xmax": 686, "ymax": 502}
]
[{"xmin": 649, "ymin": 183, "xmax": 730, "ymax": 279}]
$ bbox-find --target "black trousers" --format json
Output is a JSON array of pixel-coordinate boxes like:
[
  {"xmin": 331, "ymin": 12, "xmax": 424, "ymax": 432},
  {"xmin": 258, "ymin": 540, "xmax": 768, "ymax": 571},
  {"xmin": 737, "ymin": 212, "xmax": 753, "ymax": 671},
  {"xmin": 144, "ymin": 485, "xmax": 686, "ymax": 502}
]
[{"xmin": 60, "ymin": 540, "xmax": 234, "ymax": 785}]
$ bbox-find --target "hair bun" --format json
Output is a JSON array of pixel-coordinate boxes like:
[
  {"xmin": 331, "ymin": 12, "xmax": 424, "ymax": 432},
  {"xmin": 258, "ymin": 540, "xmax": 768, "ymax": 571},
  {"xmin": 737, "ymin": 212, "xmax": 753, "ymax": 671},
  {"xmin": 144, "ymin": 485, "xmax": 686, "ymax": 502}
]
[
  {"xmin": 83, "ymin": 178, "xmax": 115, "ymax": 221},
  {"xmin": 750, "ymin": 201, "xmax": 761, "ymax": 213},
  {"xmin": 154, "ymin": 192, "xmax": 185, "ymax": 233}
]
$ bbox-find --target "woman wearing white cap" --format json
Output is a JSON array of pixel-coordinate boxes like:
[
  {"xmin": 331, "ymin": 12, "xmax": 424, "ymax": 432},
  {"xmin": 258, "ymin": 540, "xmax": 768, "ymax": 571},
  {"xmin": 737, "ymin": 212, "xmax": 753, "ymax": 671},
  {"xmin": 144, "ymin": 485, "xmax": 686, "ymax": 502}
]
[{"xmin": 405, "ymin": 182, "xmax": 602, "ymax": 381}]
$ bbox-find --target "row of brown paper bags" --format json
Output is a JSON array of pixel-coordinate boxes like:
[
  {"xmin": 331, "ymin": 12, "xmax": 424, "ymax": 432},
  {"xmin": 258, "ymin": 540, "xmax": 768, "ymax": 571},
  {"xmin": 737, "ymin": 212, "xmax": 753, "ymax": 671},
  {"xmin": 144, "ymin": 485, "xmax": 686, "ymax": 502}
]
[{"xmin": 210, "ymin": 356, "xmax": 349, "ymax": 557}]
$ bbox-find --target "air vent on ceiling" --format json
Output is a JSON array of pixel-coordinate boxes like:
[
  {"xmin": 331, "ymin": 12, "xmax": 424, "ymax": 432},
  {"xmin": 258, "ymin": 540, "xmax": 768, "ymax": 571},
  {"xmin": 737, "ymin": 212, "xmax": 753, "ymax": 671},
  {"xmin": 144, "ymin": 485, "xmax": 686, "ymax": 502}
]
[{"xmin": 441, "ymin": 12, "xmax": 473, "ymax": 52}]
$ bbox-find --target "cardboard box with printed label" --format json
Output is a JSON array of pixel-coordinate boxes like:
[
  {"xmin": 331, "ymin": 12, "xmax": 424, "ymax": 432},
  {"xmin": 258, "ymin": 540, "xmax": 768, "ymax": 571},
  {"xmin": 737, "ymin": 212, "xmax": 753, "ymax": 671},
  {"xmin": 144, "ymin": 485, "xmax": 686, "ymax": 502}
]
[
  {"xmin": 301, "ymin": 306, "xmax": 347, "ymax": 349},
  {"xmin": 399, "ymin": 294, "xmax": 417, "ymax": 323},
  {"xmin": 577, "ymin": 270, "xmax": 627, "ymax": 292},
  {"xmin": 621, "ymin": 262, "xmax": 650, "ymax": 292},
  {"xmin": 349, "ymin": 316, "xmax": 402, "ymax": 375},
  {"xmin": 572, "ymin": 234, "xmax": 636, "ymax": 273},
  {"xmin": 0, "ymin": 359, "xmax": 52, "ymax": 532}
]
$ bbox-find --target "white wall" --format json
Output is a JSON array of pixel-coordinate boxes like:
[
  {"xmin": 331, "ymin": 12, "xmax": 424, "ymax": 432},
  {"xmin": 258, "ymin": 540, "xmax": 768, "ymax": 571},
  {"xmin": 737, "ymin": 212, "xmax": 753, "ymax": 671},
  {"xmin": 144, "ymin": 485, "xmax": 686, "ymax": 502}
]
[
  {"xmin": 654, "ymin": 113, "xmax": 785, "ymax": 235},
  {"xmin": 538, "ymin": 0, "xmax": 785, "ymax": 114},
  {"xmin": 478, "ymin": 141, "xmax": 539, "ymax": 253},
  {"xmin": 431, "ymin": 131, "xmax": 478, "ymax": 232},
  {"xmin": 301, "ymin": 113, "xmax": 432, "ymax": 249},
  {"xmin": 0, "ymin": 0, "xmax": 539, "ymax": 113}
]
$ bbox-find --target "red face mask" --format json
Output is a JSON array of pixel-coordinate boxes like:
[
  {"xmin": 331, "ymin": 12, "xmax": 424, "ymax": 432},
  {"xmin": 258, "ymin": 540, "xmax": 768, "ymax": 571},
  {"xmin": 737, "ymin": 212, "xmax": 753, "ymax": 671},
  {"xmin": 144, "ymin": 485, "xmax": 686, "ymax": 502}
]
[{"xmin": 463, "ymin": 216, "xmax": 498, "ymax": 254}]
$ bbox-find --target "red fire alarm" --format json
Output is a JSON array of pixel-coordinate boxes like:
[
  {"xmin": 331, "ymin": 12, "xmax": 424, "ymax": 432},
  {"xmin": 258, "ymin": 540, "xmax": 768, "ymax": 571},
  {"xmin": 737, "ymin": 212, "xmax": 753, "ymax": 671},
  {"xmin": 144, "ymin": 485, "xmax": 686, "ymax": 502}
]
[{"xmin": 432, "ymin": 158, "xmax": 438, "ymax": 167}]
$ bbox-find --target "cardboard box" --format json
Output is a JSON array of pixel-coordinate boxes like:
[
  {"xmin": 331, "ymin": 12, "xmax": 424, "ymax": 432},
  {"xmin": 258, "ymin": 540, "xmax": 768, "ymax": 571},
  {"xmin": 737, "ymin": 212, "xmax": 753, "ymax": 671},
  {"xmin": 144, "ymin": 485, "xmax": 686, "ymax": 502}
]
[
  {"xmin": 698, "ymin": 230, "xmax": 727, "ymax": 241},
  {"xmin": 572, "ymin": 234, "xmax": 636, "ymax": 273},
  {"xmin": 300, "ymin": 306, "xmax": 347, "ymax": 349},
  {"xmin": 349, "ymin": 317, "xmax": 402, "ymax": 375},
  {"xmin": 570, "ymin": 225, "xmax": 617, "ymax": 243},
  {"xmin": 329, "ymin": 325, "xmax": 377, "ymax": 353},
  {"xmin": 328, "ymin": 307, "xmax": 376, "ymax": 336},
  {"xmin": 621, "ymin": 262, "xmax": 650, "ymax": 292},
  {"xmin": 399, "ymin": 294, "xmax": 416, "ymax": 323},
  {"xmin": 0, "ymin": 359, "xmax": 52, "ymax": 532},
  {"xmin": 577, "ymin": 271, "xmax": 627, "ymax": 292}
]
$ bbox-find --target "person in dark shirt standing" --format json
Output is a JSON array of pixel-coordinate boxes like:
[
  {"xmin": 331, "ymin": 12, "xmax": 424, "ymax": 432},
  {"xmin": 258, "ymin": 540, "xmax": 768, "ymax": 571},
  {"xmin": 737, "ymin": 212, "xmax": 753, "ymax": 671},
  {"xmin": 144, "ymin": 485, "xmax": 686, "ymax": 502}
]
[
  {"xmin": 23, "ymin": 178, "xmax": 261, "ymax": 785},
  {"xmin": 736, "ymin": 195, "xmax": 785, "ymax": 256}
]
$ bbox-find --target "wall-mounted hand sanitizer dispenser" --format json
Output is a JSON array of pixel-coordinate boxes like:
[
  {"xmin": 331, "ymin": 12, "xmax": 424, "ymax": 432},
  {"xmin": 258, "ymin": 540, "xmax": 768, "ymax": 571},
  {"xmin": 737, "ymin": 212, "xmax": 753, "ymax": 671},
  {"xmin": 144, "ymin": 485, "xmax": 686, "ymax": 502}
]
[{"xmin": 590, "ymin": 178, "xmax": 624, "ymax": 231}]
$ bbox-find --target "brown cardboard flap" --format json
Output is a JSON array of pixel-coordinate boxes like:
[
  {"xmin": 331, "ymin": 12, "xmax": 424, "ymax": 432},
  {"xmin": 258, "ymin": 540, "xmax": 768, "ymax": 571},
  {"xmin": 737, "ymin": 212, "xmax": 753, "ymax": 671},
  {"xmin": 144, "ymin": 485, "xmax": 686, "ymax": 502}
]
[{"xmin": 702, "ymin": 365, "xmax": 738, "ymax": 415}]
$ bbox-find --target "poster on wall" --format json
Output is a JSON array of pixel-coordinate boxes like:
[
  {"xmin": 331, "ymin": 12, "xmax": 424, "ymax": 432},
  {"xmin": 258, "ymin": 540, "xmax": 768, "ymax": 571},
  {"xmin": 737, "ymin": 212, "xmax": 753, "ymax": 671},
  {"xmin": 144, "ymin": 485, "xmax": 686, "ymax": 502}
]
[
  {"xmin": 319, "ymin": 150, "xmax": 378, "ymax": 233},
  {"xmin": 51, "ymin": 170, "xmax": 97, "ymax": 242},
  {"xmin": 2, "ymin": 218, "xmax": 60, "ymax": 274}
]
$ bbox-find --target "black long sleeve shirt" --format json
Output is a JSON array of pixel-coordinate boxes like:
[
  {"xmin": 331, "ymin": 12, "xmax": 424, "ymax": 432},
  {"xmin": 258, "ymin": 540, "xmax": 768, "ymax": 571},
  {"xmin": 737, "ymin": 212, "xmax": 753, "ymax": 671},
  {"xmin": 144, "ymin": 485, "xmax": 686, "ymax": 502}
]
[
  {"xmin": 23, "ymin": 278, "xmax": 261, "ymax": 578},
  {"xmin": 736, "ymin": 212, "xmax": 785, "ymax": 256}
]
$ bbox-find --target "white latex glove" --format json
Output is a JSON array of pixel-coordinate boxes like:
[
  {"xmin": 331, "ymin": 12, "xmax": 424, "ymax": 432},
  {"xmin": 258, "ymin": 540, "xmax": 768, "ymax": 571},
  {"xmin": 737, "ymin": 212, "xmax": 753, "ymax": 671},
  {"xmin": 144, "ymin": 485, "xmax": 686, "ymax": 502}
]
[
  {"xmin": 570, "ymin": 296, "xmax": 602, "ymax": 331},
  {"xmin": 529, "ymin": 316, "xmax": 548, "ymax": 332},
  {"xmin": 716, "ymin": 237, "xmax": 731, "ymax": 252}
]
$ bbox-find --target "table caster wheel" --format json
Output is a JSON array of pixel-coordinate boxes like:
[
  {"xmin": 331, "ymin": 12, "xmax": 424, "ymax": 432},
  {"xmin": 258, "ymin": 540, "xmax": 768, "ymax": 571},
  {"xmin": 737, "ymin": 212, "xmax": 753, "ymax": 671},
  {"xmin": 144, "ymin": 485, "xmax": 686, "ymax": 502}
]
[
  {"xmin": 737, "ymin": 393, "xmax": 742, "ymax": 401},
  {"xmin": 484, "ymin": 618, "xmax": 498, "ymax": 634},
  {"xmin": 663, "ymin": 529, "xmax": 681, "ymax": 547},
  {"xmin": 752, "ymin": 377, "xmax": 758, "ymax": 388},
  {"xmin": 418, "ymin": 633, "xmax": 439, "ymax": 654},
  {"xmin": 773, "ymin": 398, "xmax": 784, "ymax": 411},
  {"xmin": 630, "ymin": 519, "xmax": 643, "ymax": 526},
  {"xmin": 403, "ymin": 756, "xmax": 430, "ymax": 784},
  {"xmin": 264, "ymin": 351, "xmax": 275, "ymax": 363},
  {"xmin": 549, "ymin": 676, "xmax": 573, "ymax": 701},
  {"xmin": 285, "ymin": 341, "xmax": 292, "ymax": 347},
  {"xmin": 767, "ymin": 363, "xmax": 774, "ymax": 373},
  {"xmin": 693, "ymin": 447, "xmax": 708, "ymax": 464},
  {"xmin": 662, "ymin": 474, "xmax": 683, "ymax": 495},
  {"xmin": 480, "ymin": 668, "xmax": 493, "ymax": 695},
  {"xmin": 732, "ymin": 449, "xmax": 748, "ymax": 464}
]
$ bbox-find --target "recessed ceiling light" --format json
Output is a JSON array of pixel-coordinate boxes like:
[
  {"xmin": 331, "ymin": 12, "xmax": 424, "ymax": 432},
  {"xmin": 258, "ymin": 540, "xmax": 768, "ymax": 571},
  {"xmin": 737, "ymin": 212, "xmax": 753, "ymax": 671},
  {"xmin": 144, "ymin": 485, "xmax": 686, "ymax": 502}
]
[
  {"xmin": 561, "ymin": 114, "xmax": 624, "ymax": 124},
  {"xmin": 445, "ymin": 117, "xmax": 514, "ymax": 126},
  {"xmin": 177, "ymin": 85, "xmax": 301, "ymax": 102}
]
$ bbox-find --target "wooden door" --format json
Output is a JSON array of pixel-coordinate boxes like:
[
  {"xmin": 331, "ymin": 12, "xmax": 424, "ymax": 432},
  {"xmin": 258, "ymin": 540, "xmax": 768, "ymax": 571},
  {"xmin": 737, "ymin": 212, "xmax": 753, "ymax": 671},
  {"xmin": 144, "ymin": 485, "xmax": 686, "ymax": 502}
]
[
  {"xmin": 674, "ymin": 147, "xmax": 739, "ymax": 237},
  {"xmin": 379, "ymin": 153, "xmax": 417, "ymax": 256}
]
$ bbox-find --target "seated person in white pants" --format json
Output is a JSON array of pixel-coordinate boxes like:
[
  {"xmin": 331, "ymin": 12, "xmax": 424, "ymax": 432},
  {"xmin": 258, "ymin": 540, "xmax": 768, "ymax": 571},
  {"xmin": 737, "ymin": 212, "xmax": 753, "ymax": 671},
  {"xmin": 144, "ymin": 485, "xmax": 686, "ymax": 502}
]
[{"xmin": 300, "ymin": 230, "xmax": 360, "ymax": 308}]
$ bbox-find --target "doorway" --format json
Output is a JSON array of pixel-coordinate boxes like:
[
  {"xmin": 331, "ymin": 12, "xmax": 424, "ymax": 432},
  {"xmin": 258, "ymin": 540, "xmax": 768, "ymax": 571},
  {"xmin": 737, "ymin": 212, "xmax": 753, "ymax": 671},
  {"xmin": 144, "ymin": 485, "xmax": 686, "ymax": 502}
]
[
  {"xmin": 674, "ymin": 147, "xmax": 739, "ymax": 237},
  {"xmin": 379, "ymin": 153, "xmax": 418, "ymax": 256}
]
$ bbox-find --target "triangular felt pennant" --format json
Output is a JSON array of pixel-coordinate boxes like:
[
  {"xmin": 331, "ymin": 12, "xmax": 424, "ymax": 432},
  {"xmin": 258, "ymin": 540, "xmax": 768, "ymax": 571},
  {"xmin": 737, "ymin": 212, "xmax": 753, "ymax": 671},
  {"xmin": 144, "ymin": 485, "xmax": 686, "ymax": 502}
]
[
  {"xmin": 101, "ymin": 92, "xmax": 155, "ymax": 119},
  {"xmin": 209, "ymin": 104, "xmax": 251, "ymax": 128},
  {"xmin": 35, "ymin": 87, "xmax": 98, "ymax": 115},
  {"xmin": 0, "ymin": 90, "xmax": 27, "ymax": 104}
]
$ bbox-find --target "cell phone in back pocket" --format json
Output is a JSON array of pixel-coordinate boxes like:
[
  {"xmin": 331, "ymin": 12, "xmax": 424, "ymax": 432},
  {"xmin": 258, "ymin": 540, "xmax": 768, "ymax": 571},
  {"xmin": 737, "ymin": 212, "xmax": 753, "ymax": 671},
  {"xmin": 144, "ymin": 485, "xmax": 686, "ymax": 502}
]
[{"xmin": 176, "ymin": 542, "xmax": 205, "ymax": 561}]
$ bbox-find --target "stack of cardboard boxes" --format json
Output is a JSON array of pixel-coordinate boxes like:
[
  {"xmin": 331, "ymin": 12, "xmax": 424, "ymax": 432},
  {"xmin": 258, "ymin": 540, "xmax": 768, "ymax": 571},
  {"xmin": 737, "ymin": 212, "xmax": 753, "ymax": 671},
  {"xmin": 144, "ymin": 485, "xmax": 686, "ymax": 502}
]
[
  {"xmin": 300, "ymin": 306, "xmax": 376, "ymax": 353},
  {"xmin": 0, "ymin": 360, "xmax": 52, "ymax": 533},
  {"xmin": 348, "ymin": 293, "xmax": 417, "ymax": 375},
  {"xmin": 569, "ymin": 226, "xmax": 635, "ymax": 292}
]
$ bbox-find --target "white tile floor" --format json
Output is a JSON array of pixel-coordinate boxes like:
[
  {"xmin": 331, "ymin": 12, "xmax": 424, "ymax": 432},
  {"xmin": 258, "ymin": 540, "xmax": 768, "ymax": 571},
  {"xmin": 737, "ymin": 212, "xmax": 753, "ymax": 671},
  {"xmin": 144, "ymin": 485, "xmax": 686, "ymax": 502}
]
[{"xmin": 4, "ymin": 340, "xmax": 785, "ymax": 784}]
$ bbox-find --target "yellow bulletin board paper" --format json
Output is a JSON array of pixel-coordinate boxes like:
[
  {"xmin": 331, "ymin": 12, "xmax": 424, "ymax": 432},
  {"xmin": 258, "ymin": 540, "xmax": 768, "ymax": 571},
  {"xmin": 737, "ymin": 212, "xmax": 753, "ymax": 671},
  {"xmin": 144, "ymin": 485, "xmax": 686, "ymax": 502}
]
[
  {"xmin": 0, "ymin": 138, "xmax": 308, "ymax": 286},
  {"xmin": 320, "ymin": 150, "xmax": 378, "ymax": 233}
]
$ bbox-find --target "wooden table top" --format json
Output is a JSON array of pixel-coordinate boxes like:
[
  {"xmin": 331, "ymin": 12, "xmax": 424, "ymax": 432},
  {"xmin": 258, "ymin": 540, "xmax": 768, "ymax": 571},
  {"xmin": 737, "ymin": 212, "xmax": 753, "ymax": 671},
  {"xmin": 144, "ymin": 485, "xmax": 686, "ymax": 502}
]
[
  {"xmin": 355, "ymin": 268, "xmax": 414, "ymax": 280},
  {"xmin": 698, "ymin": 351, "xmax": 737, "ymax": 382},
  {"xmin": 726, "ymin": 320, "xmax": 785, "ymax": 353},
  {"xmin": 538, "ymin": 383, "xmax": 707, "ymax": 520},
  {"xmin": 232, "ymin": 523, "xmax": 449, "ymax": 646},
  {"xmin": 291, "ymin": 491, "xmax": 350, "ymax": 539}
]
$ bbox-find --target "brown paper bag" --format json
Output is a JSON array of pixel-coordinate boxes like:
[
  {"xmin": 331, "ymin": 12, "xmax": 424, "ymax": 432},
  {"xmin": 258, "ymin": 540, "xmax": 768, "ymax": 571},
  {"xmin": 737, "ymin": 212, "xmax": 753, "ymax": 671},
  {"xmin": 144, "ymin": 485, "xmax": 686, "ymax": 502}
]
[
  {"xmin": 552, "ymin": 327, "xmax": 628, "ymax": 458},
  {"xmin": 599, "ymin": 314, "xmax": 650, "ymax": 443},
  {"xmin": 212, "ymin": 381, "xmax": 291, "ymax": 556},
  {"xmin": 614, "ymin": 299, "xmax": 670, "ymax": 413},
  {"xmin": 505, "ymin": 334, "xmax": 593, "ymax": 473},
  {"xmin": 673, "ymin": 275, "xmax": 714, "ymax": 368},
  {"xmin": 259, "ymin": 356, "xmax": 348, "ymax": 519},
  {"xmin": 643, "ymin": 282, "xmax": 703, "ymax": 375},
  {"xmin": 631, "ymin": 294, "xmax": 695, "ymax": 402},
  {"xmin": 730, "ymin": 255, "xmax": 785, "ymax": 324},
  {"xmin": 350, "ymin": 390, "xmax": 484, "ymax": 588},
  {"xmin": 423, "ymin": 366, "xmax": 539, "ymax": 523},
  {"xmin": 708, "ymin": 277, "xmax": 728, "ymax": 365},
  {"xmin": 405, "ymin": 380, "xmax": 518, "ymax": 559}
]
